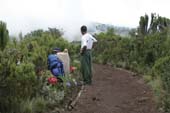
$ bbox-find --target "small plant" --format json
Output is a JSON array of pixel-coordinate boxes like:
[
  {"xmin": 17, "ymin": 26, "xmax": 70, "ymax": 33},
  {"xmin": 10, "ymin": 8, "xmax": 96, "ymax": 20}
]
[
  {"xmin": 33, "ymin": 97, "xmax": 47, "ymax": 113},
  {"xmin": 20, "ymin": 99, "xmax": 34, "ymax": 113}
]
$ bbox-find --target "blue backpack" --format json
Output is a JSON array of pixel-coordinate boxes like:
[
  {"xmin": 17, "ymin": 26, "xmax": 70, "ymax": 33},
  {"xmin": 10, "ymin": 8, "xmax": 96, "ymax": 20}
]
[{"xmin": 48, "ymin": 54, "xmax": 64, "ymax": 77}]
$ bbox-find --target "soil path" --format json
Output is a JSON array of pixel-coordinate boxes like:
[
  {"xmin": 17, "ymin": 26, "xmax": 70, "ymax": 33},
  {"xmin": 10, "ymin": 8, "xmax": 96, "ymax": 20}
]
[{"xmin": 63, "ymin": 64, "xmax": 161, "ymax": 113}]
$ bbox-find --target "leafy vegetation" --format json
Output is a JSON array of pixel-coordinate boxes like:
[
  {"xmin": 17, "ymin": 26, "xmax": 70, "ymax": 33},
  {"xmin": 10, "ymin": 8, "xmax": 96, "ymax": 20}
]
[
  {"xmin": 93, "ymin": 13, "xmax": 170, "ymax": 112},
  {"xmin": 0, "ymin": 22, "xmax": 80, "ymax": 113}
]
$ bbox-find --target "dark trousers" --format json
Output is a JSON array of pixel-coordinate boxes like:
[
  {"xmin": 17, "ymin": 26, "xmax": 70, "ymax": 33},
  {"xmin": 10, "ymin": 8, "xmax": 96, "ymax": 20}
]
[{"xmin": 80, "ymin": 50, "xmax": 92, "ymax": 84}]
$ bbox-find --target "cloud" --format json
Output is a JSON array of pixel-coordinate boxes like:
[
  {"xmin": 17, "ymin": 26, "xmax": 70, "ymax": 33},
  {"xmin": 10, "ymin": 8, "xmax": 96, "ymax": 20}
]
[
  {"xmin": 0, "ymin": 0, "xmax": 91, "ymax": 41},
  {"xmin": 0, "ymin": 0, "xmax": 170, "ymax": 41}
]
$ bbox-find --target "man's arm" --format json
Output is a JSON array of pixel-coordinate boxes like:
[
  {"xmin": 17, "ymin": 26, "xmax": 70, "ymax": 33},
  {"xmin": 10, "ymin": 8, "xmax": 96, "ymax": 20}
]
[
  {"xmin": 80, "ymin": 46, "xmax": 87, "ymax": 55},
  {"xmin": 91, "ymin": 35, "xmax": 97, "ymax": 42},
  {"xmin": 91, "ymin": 35, "xmax": 97, "ymax": 48}
]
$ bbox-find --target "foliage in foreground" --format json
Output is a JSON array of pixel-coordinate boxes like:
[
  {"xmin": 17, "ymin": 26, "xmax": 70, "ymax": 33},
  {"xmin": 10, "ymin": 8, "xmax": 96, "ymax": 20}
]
[{"xmin": 0, "ymin": 25, "xmax": 80, "ymax": 113}]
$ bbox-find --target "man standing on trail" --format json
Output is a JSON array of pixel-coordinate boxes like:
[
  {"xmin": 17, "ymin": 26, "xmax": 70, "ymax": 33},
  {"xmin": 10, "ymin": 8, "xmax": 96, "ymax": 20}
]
[{"xmin": 80, "ymin": 25, "xmax": 97, "ymax": 85}]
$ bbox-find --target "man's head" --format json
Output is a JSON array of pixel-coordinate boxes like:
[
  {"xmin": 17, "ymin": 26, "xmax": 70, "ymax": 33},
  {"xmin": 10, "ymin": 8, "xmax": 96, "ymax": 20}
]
[
  {"xmin": 81, "ymin": 25, "xmax": 87, "ymax": 35},
  {"xmin": 52, "ymin": 47, "xmax": 61, "ymax": 54}
]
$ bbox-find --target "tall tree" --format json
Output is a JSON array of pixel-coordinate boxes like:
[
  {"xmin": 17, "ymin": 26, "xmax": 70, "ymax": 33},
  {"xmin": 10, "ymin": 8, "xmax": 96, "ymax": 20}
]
[
  {"xmin": 0, "ymin": 21, "xmax": 9, "ymax": 51},
  {"xmin": 139, "ymin": 14, "xmax": 149, "ymax": 36}
]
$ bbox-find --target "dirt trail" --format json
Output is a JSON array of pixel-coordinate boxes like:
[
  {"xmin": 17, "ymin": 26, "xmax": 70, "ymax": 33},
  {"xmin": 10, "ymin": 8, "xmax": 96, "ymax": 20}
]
[{"xmin": 63, "ymin": 64, "xmax": 161, "ymax": 113}]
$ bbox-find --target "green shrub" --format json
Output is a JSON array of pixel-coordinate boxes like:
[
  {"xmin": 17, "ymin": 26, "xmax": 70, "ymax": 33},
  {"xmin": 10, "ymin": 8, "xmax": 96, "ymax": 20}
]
[
  {"xmin": 152, "ymin": 56, "xmax": 170, "ymax": 112},
  {"xmin": 0, "ymin": 27, "xmax": 79, "ymax": 113}
]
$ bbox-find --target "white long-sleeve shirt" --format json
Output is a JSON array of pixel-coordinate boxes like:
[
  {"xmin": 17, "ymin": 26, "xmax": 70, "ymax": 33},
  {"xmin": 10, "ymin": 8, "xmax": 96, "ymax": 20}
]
[{"xmin": 81, "ymin": 33, "xmax": 97, "ymax": 49}]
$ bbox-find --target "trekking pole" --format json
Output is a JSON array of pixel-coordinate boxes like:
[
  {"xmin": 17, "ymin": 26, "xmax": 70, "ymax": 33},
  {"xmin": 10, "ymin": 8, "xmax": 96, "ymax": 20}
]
[{"xmin": 67, "ymin": 85, "xmax": 84, "ymax": 110}]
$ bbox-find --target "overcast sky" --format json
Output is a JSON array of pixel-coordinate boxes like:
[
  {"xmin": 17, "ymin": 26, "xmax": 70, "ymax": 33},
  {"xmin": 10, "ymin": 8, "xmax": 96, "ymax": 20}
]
[{"xmin": 0, "ymin": 0, "xmax": 170, "ymax": 40}]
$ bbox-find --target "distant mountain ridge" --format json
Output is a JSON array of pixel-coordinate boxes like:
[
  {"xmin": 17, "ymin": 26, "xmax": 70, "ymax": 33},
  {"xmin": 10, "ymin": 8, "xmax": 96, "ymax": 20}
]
[{"xmin": 88, "ymin": 22, "xmax": 132, "ymax": 37}]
